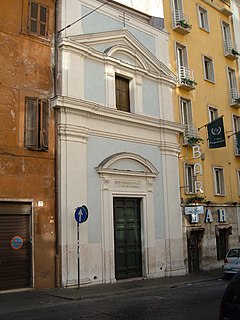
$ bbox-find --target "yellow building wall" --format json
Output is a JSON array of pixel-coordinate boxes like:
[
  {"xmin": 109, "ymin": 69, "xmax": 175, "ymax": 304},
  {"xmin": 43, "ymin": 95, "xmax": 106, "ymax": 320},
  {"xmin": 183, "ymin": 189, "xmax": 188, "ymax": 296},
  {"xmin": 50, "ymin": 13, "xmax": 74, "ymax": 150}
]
[{"xmin": 163, "ymin": 0, "xmax": 240, "ymax": 205}]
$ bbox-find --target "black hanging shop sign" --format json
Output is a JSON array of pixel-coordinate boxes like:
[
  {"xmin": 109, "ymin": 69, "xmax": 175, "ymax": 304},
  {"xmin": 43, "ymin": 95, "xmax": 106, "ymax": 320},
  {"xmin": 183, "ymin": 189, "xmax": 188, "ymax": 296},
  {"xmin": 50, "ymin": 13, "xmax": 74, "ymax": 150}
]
[{"xmin": 207, "ymin": 117, "xmax": 226, "ymax": 149}]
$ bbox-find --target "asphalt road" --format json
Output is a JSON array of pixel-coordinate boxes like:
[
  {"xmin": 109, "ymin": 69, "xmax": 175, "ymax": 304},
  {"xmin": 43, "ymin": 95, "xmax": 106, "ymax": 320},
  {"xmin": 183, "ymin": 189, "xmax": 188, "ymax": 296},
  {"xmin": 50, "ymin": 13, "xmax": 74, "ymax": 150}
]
[{"xmin": 0, "ymin": 278, "xmax": 228, "ymax": 320}]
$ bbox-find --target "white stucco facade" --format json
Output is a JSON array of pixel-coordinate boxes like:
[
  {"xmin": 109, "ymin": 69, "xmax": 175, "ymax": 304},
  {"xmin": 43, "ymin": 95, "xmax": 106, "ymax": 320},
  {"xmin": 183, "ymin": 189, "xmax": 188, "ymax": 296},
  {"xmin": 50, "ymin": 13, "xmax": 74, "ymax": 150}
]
[{"xmin": 53, "ymin": 0, "xmax": 186, "ymax": 287}]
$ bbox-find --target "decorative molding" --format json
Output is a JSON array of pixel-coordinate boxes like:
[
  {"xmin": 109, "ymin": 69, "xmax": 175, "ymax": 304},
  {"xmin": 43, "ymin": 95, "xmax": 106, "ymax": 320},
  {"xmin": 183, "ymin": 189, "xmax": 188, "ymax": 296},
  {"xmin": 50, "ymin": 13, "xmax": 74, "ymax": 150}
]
[
  {"xmin": 59, "ymin": 29, "xmax": 177, "ymax": 86},
  {"xmin": 96, "ymin": 152, "xmax": 159, "ymax": 177},
  {"xmin": 58, "ymin": 123, "xmax": 89, "ymax": 143},
  {"xmin": 52, "ymin": 96, "xmax": 184, "ymax": 134},
  {"xmin": 52, "ymin": 96, "xmax": 183, "ymax": 152}
]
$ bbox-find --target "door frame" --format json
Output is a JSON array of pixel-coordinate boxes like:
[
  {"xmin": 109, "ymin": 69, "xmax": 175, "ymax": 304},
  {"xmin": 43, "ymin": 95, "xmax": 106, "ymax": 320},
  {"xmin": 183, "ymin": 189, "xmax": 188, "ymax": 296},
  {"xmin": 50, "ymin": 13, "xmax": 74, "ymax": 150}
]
[{"xmin": 96, "ymin": 152, "xmax": 158, "ymax": 283}]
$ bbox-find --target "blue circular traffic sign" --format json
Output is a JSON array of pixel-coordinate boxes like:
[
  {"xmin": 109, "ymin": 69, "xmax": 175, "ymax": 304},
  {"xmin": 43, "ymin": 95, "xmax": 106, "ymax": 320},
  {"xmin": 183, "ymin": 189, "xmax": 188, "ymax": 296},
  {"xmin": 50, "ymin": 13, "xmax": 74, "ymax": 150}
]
[
  {"xmin": 11, "ymin": 236, "xmax": 24, "ymax": 250},
  {"xmin": 74, "ymin": 205, "xmax": 88, "ymax": 223}
]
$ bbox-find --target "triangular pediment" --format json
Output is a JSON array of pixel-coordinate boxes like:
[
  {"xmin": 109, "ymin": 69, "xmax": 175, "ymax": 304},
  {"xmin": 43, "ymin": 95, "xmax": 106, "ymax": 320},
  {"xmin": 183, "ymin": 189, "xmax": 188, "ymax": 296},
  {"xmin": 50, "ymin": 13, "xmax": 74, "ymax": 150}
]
[{"xmin": 69, "ymin": 29, "xmax": 176, "ymax": 83}]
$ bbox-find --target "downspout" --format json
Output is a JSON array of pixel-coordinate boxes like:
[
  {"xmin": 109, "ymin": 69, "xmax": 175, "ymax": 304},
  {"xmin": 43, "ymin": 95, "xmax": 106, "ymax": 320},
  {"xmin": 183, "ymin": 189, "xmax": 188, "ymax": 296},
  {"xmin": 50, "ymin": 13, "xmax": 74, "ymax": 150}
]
[{"xmin": 54, "ymin": 0, "xmax": 60, "ymax": 288}]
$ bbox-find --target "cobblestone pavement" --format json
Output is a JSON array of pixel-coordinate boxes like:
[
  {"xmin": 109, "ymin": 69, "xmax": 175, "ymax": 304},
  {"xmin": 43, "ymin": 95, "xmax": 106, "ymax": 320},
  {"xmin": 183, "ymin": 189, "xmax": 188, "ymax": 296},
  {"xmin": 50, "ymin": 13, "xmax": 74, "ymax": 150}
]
[{"xmin": 0, "ymin": 271, "xmax": 228, "ymax": 320}]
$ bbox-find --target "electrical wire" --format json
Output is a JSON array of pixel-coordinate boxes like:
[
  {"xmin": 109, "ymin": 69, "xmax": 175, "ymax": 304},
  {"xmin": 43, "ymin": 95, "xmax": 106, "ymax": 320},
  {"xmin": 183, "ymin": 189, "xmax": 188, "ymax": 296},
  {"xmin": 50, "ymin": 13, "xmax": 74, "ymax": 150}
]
[{"xmin": 58, "ymin": 0, "xmax": 113, "ymax": 34}]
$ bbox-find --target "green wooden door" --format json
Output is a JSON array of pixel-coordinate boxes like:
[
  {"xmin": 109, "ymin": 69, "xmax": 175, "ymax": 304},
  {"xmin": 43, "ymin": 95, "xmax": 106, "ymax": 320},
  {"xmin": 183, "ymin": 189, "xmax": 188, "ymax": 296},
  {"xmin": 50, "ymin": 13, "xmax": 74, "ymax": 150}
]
[{"xmin": 114, "ymin": 198, "xmax": 142, "ymax": 280}]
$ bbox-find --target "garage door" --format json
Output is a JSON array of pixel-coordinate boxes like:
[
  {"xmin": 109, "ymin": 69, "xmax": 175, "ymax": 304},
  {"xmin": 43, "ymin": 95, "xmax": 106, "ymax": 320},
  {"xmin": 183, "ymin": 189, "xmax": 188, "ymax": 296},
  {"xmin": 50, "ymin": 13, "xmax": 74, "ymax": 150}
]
[{"xmin": 0, "ymin": 203, "xmax": 32, "ymax": 291}]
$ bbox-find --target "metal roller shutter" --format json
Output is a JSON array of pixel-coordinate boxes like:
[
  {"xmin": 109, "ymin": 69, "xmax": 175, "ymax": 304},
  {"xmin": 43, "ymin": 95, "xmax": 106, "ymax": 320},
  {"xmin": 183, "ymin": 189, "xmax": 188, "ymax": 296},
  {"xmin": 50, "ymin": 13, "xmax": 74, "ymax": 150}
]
[{"xmin": 0, "ymin": 203, "xmax": 31, "ymax": 291}]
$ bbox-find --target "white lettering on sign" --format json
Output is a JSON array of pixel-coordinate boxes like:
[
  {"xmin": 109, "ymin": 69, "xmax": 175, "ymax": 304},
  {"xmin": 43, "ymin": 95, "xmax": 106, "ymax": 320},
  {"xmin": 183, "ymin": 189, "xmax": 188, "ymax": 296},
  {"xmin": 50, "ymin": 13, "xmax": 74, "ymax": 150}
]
[
  {"xmin": 192, "ymin": 145, "xmax": 204, "ymax": 193},
  {"xmin": 191, "ymin": 213, "xmax": 199, "ymax": 223},
  {"xmin": 185, "ymin": 206, "xmax": 204, "ymax": 215},
  {"xmin": 194, "ymin": 163, "xmax": 203, "ymax": 176},
  {"xmin": 218, "ymin": 209, "xmax": 226, "ymax": 222},
  {"xmin": 192, "ymin": 146, "xmax": 201, "ymax": 159},
  {"xmin": 205, "ymin": 209, "xmax": 213, "ymax": 223},
  {"xmin": 195, "ymin": 181, "xmax": 204, "ymax": 194},
  {"xmin": 188, "ymin": 207, "xmax": 228, "ymax": 224}
]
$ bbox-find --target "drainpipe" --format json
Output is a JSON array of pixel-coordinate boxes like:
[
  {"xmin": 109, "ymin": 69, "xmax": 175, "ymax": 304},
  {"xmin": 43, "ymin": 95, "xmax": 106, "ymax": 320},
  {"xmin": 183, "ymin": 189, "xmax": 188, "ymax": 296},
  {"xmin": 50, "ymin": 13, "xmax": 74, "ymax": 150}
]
[{"xmin": 54, "ymin": 0, "xmax": 60, "ymax": 288}]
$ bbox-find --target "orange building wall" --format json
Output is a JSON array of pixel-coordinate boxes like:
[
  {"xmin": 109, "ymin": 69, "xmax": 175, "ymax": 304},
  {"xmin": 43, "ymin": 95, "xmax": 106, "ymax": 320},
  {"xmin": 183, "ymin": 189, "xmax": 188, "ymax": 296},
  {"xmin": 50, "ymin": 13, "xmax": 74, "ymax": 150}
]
[{"xmin": 0, "ymin": 0, "xmax": 56, "ymax": 289}]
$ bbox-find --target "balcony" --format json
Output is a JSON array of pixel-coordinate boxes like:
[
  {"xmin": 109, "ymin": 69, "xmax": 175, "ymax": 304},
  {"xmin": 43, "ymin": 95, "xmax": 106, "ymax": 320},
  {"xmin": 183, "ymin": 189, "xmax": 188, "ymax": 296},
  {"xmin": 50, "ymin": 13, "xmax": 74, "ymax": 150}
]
[
  {"xmin": 172, "ymin": 11, "xmax": 191, "ymax": 35},
  {"xmin": 229, "ymin": 88, "xmax": 240, "ymax": 108},
  {"xmin": 178, "ymin": 66, "xmax": 197, "ymax": 91},
  {"xmin": 220, "ymin": 0, "xmax": 233, "ymax": 16},
  {"xmin": 234, "ymin": 138, "xmax": 240, "ymax": 156},
  {"xmin": 182, "ymin": 125, "xmax": 200, "ymax": 145},
  {"xmin": 224, "ymin": 40, "xmax": 239, "ymax": 60}
]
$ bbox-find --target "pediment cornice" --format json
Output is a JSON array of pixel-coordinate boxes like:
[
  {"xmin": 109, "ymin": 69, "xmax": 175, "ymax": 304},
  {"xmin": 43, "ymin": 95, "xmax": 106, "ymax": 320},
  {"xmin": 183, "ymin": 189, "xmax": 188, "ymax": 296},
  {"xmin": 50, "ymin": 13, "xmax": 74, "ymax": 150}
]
[{"xmin": 60, "ymin": 29, "xmax": 176, "ymax": 84}]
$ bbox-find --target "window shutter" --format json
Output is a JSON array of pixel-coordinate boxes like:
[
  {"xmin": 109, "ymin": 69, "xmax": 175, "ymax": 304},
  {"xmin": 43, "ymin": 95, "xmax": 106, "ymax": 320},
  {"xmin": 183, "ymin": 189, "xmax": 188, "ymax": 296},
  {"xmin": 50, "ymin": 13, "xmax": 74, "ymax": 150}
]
[
  {"xmin": 40, "ymin": 100, "xmax": 49, "ymax": 150},
  {"xmin": 115, "ymin": 76, "xmax": 130, "ymax": 112},
  {"xmin": 30, "ymin": 2, "xmax": 38, "ymax": 34},
  {"xmin": 39, "ymin": 5, "xmax": 47, "ymax": 37},
  {"xmin": 25, "ymin": 98, "xmax": 38, "ymax": 148},
  {"xmin": 29, "ymin": 1, "xmax": 48, "ymax": 37}
]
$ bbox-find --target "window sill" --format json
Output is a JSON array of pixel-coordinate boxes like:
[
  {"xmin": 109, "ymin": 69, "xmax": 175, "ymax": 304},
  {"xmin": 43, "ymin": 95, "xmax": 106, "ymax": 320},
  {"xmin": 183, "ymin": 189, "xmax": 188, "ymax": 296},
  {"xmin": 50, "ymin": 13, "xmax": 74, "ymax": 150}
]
[
  {"xmin": 19, "ymin": 30, "xmax": 51, "ymax": 45},
  {"xmin": 24, "ymin": 147, "xmax": 49, "ymax": 152},
  {"xmin": 199, "ymin": 27, "xmax": 210, "ymax": 33},
  {"xmin": 204, "ymin": 78, "xmax": 215, "ymax": 84}
]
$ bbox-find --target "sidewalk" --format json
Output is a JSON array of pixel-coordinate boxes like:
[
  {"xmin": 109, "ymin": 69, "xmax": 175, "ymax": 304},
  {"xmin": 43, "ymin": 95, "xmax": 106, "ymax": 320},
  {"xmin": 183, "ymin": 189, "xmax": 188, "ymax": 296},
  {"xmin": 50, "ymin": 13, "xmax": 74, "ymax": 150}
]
[
  {"xmin": 0, "ymin": 269, "xmax": 224, "ymax": 309},
  {"xmin": 44, "ymin": 269, "xmax": 224, "ymax": 301}
]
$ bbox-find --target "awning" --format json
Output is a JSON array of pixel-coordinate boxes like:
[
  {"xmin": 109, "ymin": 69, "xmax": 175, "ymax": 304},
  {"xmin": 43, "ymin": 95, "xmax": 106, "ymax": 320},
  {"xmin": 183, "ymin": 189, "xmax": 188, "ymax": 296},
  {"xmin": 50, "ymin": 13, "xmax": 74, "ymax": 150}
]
[{"xmin": 215, "ymin": 225, "xmax": 232, "ymax": 236}]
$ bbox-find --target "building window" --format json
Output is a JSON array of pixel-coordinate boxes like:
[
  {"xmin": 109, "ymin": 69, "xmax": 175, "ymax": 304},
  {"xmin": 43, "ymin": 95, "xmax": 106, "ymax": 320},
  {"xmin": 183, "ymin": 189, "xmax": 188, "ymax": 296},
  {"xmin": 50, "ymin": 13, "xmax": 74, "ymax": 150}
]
[
  {"xmin": 115, "ymin": 75, "xmax": 130, "ymax": 112},
  {"xmin": 173, "ymin": 0, "xmax": 183, "ymax": 12},
  {"xmin": 29, "ymin": 1, "xmax": 48, "ymax": 37},
  {"xmin": 233, "ymin": 115, "xmax": 240, "ymax": 156},
  {"xmin": 180, "ymin": 98, "xmax": 198, "ymax": 143},
  {"xmin": 198, "ymin": 6, "xmax": 209, "ymax": 31},
  {"xmin": 216, "ymin": 229, "xmax": 229, "ymax": 260},
  {"xmin": 24, "ymin": 98, "xmax": 49, "ymax": 150},
  {"xmin": 180, "ymin": 98, "xmax": 193, "ymax": 125},
  {"xmin": 227, "ymin": 67, "xmax": 240, "ymax": 105},
  {"xmin": 238, "ymin": 170, "xmax": 240, "ymax": 195},
  {"xmin": 208, "ymin": 106, "xmax": 218, "ymax": 122},
  {"xmin": 221, "ymin": 21, "xmax": 235, "ymax": 56},
  {"xmin": 203, "ymin": 56, "xmax": 215, "ymax": 82},
  {"xmin": 213, "ymin": 167, "xmax": 225, "ymax": 195},
  {"xmin": 185, "ymin": 164, "xmax": 196, "ymax": 194},
  {"xmin": 228, "ymin": 68, "xmax": 237, "ymax": 90},
  {"xmin": 176, "ymin": 43, "xmax": 188, "ymax": 69}
]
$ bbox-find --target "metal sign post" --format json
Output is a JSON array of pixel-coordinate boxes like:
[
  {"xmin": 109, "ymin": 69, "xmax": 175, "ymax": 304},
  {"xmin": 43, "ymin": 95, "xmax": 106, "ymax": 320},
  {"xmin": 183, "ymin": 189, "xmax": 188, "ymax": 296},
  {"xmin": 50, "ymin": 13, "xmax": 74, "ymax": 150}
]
[
  {"xmin": 74, "ymin": 205, "xmax": 89, "ymax": 289},
  {"xmin": 77, "ymin": 220, "xmax": 80, "ymax": 288}
]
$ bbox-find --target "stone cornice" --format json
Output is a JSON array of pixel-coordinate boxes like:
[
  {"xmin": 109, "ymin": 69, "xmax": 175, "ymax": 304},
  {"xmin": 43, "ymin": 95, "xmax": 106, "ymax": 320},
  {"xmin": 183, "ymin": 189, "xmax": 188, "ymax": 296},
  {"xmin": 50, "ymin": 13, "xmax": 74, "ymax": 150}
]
[
  {"xmin": 52, "ymin": 96, "xmax": 182, "ymax": 154},
  {"xmin": 52, "ymin": 95, "xmax": 184, "ymax": 133}
]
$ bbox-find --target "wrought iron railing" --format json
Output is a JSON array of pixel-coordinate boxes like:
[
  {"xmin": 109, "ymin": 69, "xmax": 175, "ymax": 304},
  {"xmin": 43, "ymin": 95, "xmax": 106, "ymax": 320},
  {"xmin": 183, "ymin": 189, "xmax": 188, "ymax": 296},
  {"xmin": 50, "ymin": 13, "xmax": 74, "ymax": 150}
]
[
  {"xmin": 234, "ymin": 138, "xmax": 240, "ymax": 156},
  {"xmin": 229, "ymin": 88, "xmax": 240, "ymax": 105},
  {"xmin": 224, "ymin": 40, "xmax": 239, "ymax": 56},
  {"xmin": 183, "ymin": 125, "xmax": 199, "ymax": 144},
  {"xmin": 172, "ymin": 10, "xmax": 191, "ymax": 29},
  {"xmin": 178, "ymin": 66, "xmax": 196, "ymax": 87}
]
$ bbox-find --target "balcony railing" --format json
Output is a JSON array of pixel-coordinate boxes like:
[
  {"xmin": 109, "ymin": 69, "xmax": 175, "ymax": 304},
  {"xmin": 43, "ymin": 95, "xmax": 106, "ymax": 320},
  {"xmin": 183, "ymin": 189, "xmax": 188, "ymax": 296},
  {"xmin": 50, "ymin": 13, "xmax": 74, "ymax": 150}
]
[
  {"xmin": 182, "ymin": 125, "xmax": 199, "ymax": 145},
  {"xmin": 172, "ymin": 10, "xmax": 191, "ymax": 35},
  {"xmin": 224, "ymin": 40, "xmax": 239, "ymax": 60},
  {"xmin": 178, "ymin": 66, "xmax": 196, "ymax": 90},
  {"xmin": 229, "ymin": 88, "xmax": 240, "ymax": 108},
  {"xmin": 234, "ymin": 138, "xmax": 240, "ymax": 156}
]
